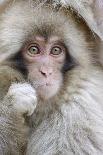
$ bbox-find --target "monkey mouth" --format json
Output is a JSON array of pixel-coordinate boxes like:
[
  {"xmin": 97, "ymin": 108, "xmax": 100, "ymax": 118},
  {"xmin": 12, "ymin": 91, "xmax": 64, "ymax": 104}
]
[
  {"xmin": 32, "ymin": 81, "xmax": 53, "ymax": 88},
  {"xmin": 45, "ymin": 82, "xmax": 52, "ymax": 86},
  {"xmin": 40, "ymin": 82, "xmax": 52, "ymax": 87}
]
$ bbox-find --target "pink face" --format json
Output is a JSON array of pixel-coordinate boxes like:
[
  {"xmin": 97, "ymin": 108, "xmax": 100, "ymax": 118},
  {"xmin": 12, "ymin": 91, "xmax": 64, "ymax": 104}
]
[{"xmin": 22, "ymin": 36, "xmax": 66, "ymax": 100}]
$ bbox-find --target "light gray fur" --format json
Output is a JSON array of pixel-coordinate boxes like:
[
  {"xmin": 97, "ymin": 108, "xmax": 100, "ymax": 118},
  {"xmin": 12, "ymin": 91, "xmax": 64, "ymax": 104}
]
[
  {"xmin": 27, "ymin": 68, "xmax": 103, "ymax": 155},
  {"xmin": 0, "ymin": 1, "xmax": 103, "ymax": 155},
  {"xmin": 0, "ymin": 82, "xmax": 37, "ymax": 155}
]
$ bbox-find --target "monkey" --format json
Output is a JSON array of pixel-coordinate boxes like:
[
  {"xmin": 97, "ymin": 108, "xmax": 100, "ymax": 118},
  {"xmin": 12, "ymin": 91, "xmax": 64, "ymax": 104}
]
[{"xmin": 0, "ymin": 0, "xmax": 103, "ymax": 155}]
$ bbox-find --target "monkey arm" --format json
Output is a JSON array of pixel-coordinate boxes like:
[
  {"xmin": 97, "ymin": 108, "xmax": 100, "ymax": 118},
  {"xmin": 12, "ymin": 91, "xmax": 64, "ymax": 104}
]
[
  {"xmin": 27, "ymin": 99, "xmax": 103, "ymax": 155},
  {"xmin": 0, "ymin": 65, "xmax": 24, "ymax": 99},
  {"xmin": 0, "ymin": 83, "xmax": 37, "ymax": 155},
  {"xmin": 0, "ymin": 102, "xmax": 28, "ymax": 155}
]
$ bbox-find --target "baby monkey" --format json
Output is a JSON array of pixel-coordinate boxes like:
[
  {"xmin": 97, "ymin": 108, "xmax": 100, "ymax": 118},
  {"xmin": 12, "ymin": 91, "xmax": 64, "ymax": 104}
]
[{"xmin": 0, "ymin": 0, "xmax": 103, "ymax": 155}]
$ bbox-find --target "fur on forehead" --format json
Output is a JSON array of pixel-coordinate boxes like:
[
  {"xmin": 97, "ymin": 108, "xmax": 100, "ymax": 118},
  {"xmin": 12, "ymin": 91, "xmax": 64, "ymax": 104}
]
[{"xmin": 0, "ymin": 0, "xmax": 92, "ymax": 66}]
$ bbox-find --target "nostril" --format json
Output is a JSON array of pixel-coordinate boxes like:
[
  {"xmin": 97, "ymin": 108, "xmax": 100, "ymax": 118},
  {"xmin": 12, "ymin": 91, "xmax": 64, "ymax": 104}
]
[
  {"xmin": 49, "ymin": 72, "xmax": 52, "ymax": 75},
  {"xmin": 39, "ymin": 70, "xmax": 47, "ymax": 77},
  {"xmin": 41, "ymin": 71, "xmax": 46, "ymax": 76}
]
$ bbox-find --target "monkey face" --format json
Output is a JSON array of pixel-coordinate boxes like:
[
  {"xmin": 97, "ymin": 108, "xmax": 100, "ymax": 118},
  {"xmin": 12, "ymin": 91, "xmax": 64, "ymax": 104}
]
[{"xmin": 21, "ymin": 35, "xmax": 66, "ymax": 100}]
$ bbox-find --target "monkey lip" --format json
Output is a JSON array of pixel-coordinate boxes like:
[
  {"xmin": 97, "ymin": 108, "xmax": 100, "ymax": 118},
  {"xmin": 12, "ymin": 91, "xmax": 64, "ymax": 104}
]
[
  {"xmin": 45, "ymin": 82, "xmax": 52, "ymax": 86},
  {"xmin": 40, "ymin": 80, "xmax": 53, "ymax": 86},
  {"xmin": 40, "ymin": 82, "xmax": 52, "ymax": 87},
  {"xmin": 33, "ymin": 81, "xmax": 53, "ymax": 88}
]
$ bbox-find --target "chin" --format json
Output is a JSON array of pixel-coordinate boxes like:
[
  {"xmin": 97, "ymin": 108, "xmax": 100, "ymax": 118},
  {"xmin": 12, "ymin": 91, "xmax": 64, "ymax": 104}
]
[{"xmin": 36, "ymin": 84, "xmax": 60, "ymax": 100}]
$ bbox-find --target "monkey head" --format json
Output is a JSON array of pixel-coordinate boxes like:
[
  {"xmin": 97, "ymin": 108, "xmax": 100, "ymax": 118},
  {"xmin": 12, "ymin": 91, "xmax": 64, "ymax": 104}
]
[{"xmin": 0, "ymin": 1, "xmax": 94, "ymax": 100}]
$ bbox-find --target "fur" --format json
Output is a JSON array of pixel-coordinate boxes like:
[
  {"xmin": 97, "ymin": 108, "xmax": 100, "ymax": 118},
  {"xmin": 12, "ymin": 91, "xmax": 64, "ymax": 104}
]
[
  {"xmin": 53, "ymin": 0, "xmax": 103, "ymax": 40},
  {"xmin": 1, "ymin": 0, "xmax": 103, "ymax": 39},
  {"xmin": 26, "ymin": 66, "xmax": 103, "ymax": 155},
  {"xmin": 0, "ymin": 1, "xmax": 103, "ymax": 155}
]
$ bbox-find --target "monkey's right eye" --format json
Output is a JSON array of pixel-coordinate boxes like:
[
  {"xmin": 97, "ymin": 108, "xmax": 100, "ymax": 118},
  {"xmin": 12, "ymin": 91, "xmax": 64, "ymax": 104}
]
[{"xmin": 28, "ymin": 46, "xmax": 40, "ymax": 56}]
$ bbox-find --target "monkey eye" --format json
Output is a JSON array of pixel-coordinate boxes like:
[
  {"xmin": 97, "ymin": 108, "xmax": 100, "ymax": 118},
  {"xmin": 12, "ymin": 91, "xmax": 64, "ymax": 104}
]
[
  {"xmin": 50, "ymin": 47, "xmax": 63, "ymax": 56},
  {"xmin": 28, "ymin": 46, "xmax": 40, "ymax": 56}
]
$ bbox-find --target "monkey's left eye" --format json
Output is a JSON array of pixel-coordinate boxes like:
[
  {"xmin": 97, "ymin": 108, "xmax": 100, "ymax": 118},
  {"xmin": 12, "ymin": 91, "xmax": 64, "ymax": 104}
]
[
  {"xmin": 50, "ymin": 47, "xmax": 63, "ymax": 56},
  {"xmin": 28, "ymin": 46, "xmax": 40, "ymax": 56}
]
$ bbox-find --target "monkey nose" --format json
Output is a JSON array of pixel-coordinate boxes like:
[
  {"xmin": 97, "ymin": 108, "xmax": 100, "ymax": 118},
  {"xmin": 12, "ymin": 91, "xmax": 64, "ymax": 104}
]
[{"xmin": 39, "ymin": 67, "xmax": 52, "ymax": 77}]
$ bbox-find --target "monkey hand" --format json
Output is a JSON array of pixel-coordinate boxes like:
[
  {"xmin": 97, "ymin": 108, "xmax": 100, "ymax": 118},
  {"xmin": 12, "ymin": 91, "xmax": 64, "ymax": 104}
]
[
  {"xmin": 0, "ymin": 83, "xmax": 37, "ymax": 154},
  {"xmin": 5, "ymin": 83, "xmax": 37, "ymax": 116}
]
